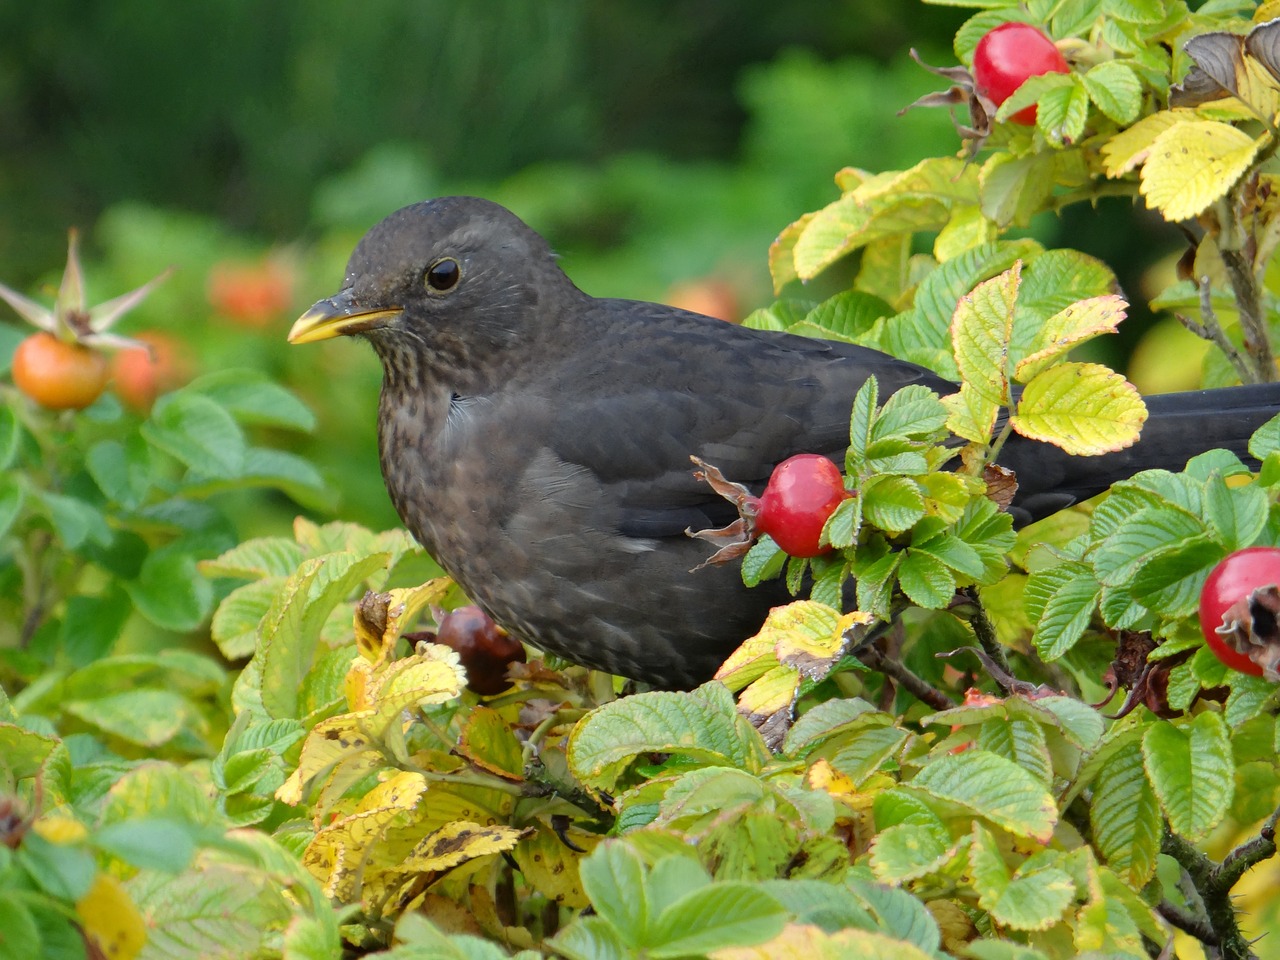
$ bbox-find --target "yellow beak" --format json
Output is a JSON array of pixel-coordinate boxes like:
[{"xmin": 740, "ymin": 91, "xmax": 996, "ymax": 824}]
[{"xmin": 287, "ymin": 290, "xmax": 403, "ymax": 344}]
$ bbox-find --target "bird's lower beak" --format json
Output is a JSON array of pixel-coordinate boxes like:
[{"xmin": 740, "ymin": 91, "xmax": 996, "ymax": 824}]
[{"xmin": 287, "ymin": 291, "xmax": 403, "ymax": 344}]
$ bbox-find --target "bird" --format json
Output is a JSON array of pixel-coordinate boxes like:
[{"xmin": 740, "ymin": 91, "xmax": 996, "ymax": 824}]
[{"xmin": 289, "ymin": 196, "xmax": 1280, "ymax": 688}]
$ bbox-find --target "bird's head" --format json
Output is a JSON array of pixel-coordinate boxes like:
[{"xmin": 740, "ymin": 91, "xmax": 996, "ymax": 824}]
[{"xmin": 288, "ymin": 196, "xmax": 574, "ymax": 385}]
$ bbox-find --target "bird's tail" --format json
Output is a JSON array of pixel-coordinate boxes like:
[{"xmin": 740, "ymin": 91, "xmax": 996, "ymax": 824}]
[{"xmin": 998, "ymin": 382, "xmax": 1280, "ymax": 525}]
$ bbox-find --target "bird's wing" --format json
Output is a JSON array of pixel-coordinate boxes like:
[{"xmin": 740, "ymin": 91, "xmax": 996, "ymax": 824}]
[{"xmin": 536, "ymin": 300, "xmax": 956, "ymax": 538}]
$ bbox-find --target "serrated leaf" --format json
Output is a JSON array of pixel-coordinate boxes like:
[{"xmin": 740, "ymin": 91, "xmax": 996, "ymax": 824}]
[
  {"xmin": 201, "ymin": 536, "xmax": 306, "ymax": 580},
  {"xmin": 911, "ymin": 750, "xmax": 1057, "ymax": 842},
  {"xmin": 741, "ymin": 536, "xmax": 786, "ymax": 587},
  {"xmin": 568, "ymin": 683, "xmax": 768, "ymax": 794},
  {"xmin": 86, "ymin": 437, "xmax": 153, "ymax": 509},
  {"xmin": 822, "ymin": 497, "xmax": 861, "ymax": 551},
  {"xmin": 1204, "ymin": 474, "xmax": 1269, "ymax": 550},
  {"xmin": 862, "ymin": 475, "xmax": 926, "ymax": 533},
  {"xmin": 977, "ymin": 718, "xmax": 1052, "ymax": 786},
  {"xmin": 1101, "ymin": 108, "xmax": 1198, "ymax": 177},
  {"xmin": 848, "ymin": 376, "xmax": 878, "ymax": 464},
  {"xmin": 1010, "ymin": 362, "xmax": 1146, "ymax": 455},
  {"xmin": 869, "ymin": 823, "xmax": 955, "ymax": 883},
  {"xmin": 951, "ymin": 263, "xmax": 1019, "ymax": 404},
  {"xmin": 969, "ymin": 825, "xmax": 1073, "ymax": 931},
  {"xmin": 1091, "ymin": 504, "xmax": 1208, "ymax": 588},
  {"xmin": 872, "ymin": 384, "xmax": 949, "ymax": 441},
  {"xmin": 941, "ymin": 383, "xmax": 999, "ymax": 444},
  {"xmin": 793, "ymin": 158, "xmax": 980, "ymax": 280},
  {"xmin": 126, "ymin": 545, "xmax": 214, "ymax": 632},
  {"xmin": 38, "ymin": 490, "xmax": 111, "ymax": 550},
  {"xmin": 1032, "ymin": 570, "xmax": 1101, "ymax": 661},
  {"xmin": 1142, "ymin": 712, "xmax": 1233, "ymax": 841},
  {"xmin": 1014, "ymin": 295, "xmax": 1128, "ymax": 382},
  {"xmin": 979, "ymin": 151, "xmax": 1056, "ymax": 229},
  {"xmin": 1035, "ymin": 78, "xmax": 1091, "ymax": 146},
  {"xmin": 649, "ymin": 881, "xmax": 788, "ymax": 957},
  {"xmin": 143, "ymin": 391, "xmax": 247, "ymax": 478},
  {"xmin": 798, "ymin": 290, "xmax": 894, "ymax": 343},
  {"xmin": 1082, "ymin": 61, "xmax": 1143, "ymax": 123},
  {"xmin": 1139, "ymin": 120, "xmax": 1266, "ymax": 222},
  {"xmin": 897, "ymin": 550, "xmax": 956, "ymax": 608},
  {"xmin": 211, "ymin": 578, "xmax": 282, "ymax": 659},
  {"xmin": 1090, "ymin": 740, "xmax": 1160, "ymax": 888},
  {"xmin": 64, "ymin": 689, "xmax": 192, "ymax": 747}
]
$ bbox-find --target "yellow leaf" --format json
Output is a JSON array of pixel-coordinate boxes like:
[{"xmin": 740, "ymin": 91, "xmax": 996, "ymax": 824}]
[
  {"xmin": 33, "ymin": 816, "xmax": 88, "ymax": 845},
  {"xmin": 1139, "ymin": 121, "xmax": 1267, "ymax": 221},
  {"xmin": 276, "ymin": 710, "xmax": 377, "ymax": 805},
  {"xmin": 715, "ymin": 630, "xmax": 785, "ymax": 689},
  {"xmin": 793, "ymin": 159, "xmax": 979, "ymax": 280},
  {"xmin": 711, "ymin": 925, "xmax": 937, "ymax": 960},
  {"xmin": 1010, "ymin": 363, "xmax": 1148, "ymax": 456},
  {"xmin": 1014, "ymin": 294, "xmax": 1130, "ymax": 382},
  {"xmin": 942, "ymin": 385, "xmax": 999, "ymax": 445},
  {"xmin": 369, "ymin": 647, "xmax": 465, "ymax": 727},
  {"xmin": 354, "ymin": 578, "xmax": 453, "ymax": 664},
  {"xmin": 397, "ymin": 821, "xmax": 531, "ymax": 874},
  {"xmin": 950, "ymin": 263, "xmax": 1020, "ymax": 405},
  {"xmin": 77, "ymin": 873, "xmax": 146, "ymax": 960},
  {"xmin": 735, "ymin": 663, "xmax": 802, "ymax": 725},
  {"xmin": 933, "ymin": 204, "xmax": 996, "ymax": 262},
  {"xmin": 512, "ymin": 819, "xmax": 600, "ymax": 908},
  {"xmin": 1100, "ymin": 108, "xmax": 1198, "ymax": 177},
  {"xmin": 768, "ymin": 212, "xmax": 814, "ymax": 295}
]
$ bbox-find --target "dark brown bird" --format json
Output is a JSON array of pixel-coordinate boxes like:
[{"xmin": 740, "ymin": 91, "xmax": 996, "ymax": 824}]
[{"xmin": 289, "ymin": 196, "xmax": 1280, "ymax": 687}]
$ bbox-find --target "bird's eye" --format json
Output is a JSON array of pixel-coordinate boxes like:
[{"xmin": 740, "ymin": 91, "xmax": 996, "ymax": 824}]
[{"xmin": 424, "ymin": 258, "xmax": 461, "ymax": 293}]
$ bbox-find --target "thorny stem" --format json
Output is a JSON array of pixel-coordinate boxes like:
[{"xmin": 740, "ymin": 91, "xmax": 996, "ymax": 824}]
[
  {"xmin": 1156, "ymin": 901, "xmax": 1218, "ymax": 946},
  {"xmin": 858, "ymin": 644, "xmax": 954, "ymax": 711},
  {"xmin": 1220, "ymin": 246, "xmax": 1277, "ymax": 383},
  {"xmin": 961, "ymin": 587, "xmax": 1010, "ymax": 677},
  {"xmin": 1160, "ymin": 805, "xmax": 1280, "ymax": 960}
]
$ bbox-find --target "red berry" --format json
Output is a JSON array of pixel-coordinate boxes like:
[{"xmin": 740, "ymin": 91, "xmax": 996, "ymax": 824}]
[
  {"xmin": 754, "ymin": 454, "xmax": 852, "ymax": 558},
  {"xmin": 1198, "ymin": 547, "xmax": 1280, "ymax": 677},
  {"xmin": 434, "ymin": 605, "xmax": 527, "ymax": 695},
  {"xmin": 972, "ymin": 22, "xmax": 1069, "ymax": 125},
  {"xmin": 11, "ymin": 331, "xmax": 109, "ymax": 410}
]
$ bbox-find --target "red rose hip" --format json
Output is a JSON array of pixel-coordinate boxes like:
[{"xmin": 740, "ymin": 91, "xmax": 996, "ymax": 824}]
[{"xmin": 973, "ymin": 22, "xmax": 1070, "ymax": 125}]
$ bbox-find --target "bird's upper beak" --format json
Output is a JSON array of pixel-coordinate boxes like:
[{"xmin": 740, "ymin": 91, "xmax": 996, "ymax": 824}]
[{"xmin": 287, "ymin": 289, "xmax": 403, "ymax": 344}]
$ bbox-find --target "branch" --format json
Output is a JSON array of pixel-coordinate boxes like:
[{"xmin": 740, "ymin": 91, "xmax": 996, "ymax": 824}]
[
  {"xmin": 1156, "ymin": 900, "xmax": 1218, "ymax": 946},
  {"xmin": 961, "ymin": 587, "xmax": 1010, "ymax": 677},
  {"xmin": 1162, "ymin": 824, "xmax": 1264, "ymax": 960},
  {"xmin": 1176, "ymin": 275, "xmax": 1253, "ymax": 384},
  {"xmin": 1221, "ymin": 247, "xmax": 1277, "ymax": 383},
  {"xmin": 1210, "ymin": 803, "xmax": 1280, "ymax": 898},
  {"xmin": 857, "ymin": 644, "xmax": 954, "ymax": 711}
]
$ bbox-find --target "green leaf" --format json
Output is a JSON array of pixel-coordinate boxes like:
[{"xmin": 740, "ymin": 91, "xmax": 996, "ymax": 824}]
[
  {"xmin": 1142, "ymin": 712, "xmax": 1233, "ymax": 841},
  {"xmin": 951, "ymin": 263, "xmax": 1019, "ymax": 404},
  {"xmin": 828, "ymin": 724, "xmax": 908, "ymax": 785},
  {"xmin": 0, "ymin": 722, "xmax": 59, "ymax": 780},
  {"xmin": 63, "ymin": 689, "xmax": 193, "ymax": 747},
  {"xmin": 1083, "ymin": 61, "xmax": 1142, "ymax": 123},
  {"xmin": 184, "ymin": 369, "xmax": 316, "ymax": 431},
  {"xmin": 649, "ymin": 883, "xmax": 788, "ymax": 957},
  {"xmin": 869, "ymin": 823, "xmax": 954, "ymax": 883},
  {"xmin": 977, "ymin": 718, "xmax": 1052, "ymax": 786},
  {"xmin": 1092, "ymin": 505, "xmax": 1208, "ymax": 588},
  {"xmin": 1032, "ymin": 569, "xmax": 1101, "ymax": 661},
  {"xmin": 848, "ymin": 376, "xmax": 879, "ymax": 465},
  {"xmin": 568, "ymin": 683, "xmax": 768, "ymax": 794},
  {"xmin": 17, "ymin": 833, "xmax": 96, "ymax": 901},
  {"xmin": 577, "ymin": 843, "xmax": 649, "ymax": 948},
  {"xmin": 0, "ymin": 474, "xmax": 23, "ymax": 542},
  {"xmin": 37, "ymin": 491, "xmax": 111, "ymax": 549},
  {"xmin": 1035, "ymin": 77, "xmax": 1091, "ymax": 146},
  {"xmin": 201, "ymin": 537, "xmax": 306, "ymax": 580},
  {"xmin": 256, "ymin": 550, "xmax": 391, "ymax": 719},
  {"xmin": 741, "ymin": 536, "xmax": 786, "ymax": 587},
  {"xmin": 548, "ymin": 916, "xmax": 631, "ymax": 960},
  {"xmin": 862, "ymin": 476, "xmax": 925, "ymax": 534},
  {"xmin": 846, "ymin": 871, "xmax": 942, "ymax": 953},
  {"xmin": 1090, "ymin": 739, "xmax": 1160, "ymax": 888},
  {"xmin": 59, "ymin": 586, "xmax": 132, "ymax": 666},
  {"xmin": 126, "ymin": 545, "xmax": 214, "ymax": 632},
  {"xmin": 822, "ymin": 497, "xmax": 861, "ymax": 551},
  {"xmin": 1249, "ymin": 413, "xmax": 1280, "ymax": 460},
  {"xmin": 996, "ymin": 72, "xmax": 1074, "ymax": 124},
  {"xmin": 93, "ymin": 819, "xmax": 196, "ymax": 872},
  {"xmin": 0, "ymin": 896, "xmax": 40, "ymax": 960},
  {"xmin": 211, "ymin": 578, "xmax": 282, "ymax": 660},
  {"xmin": 872, "ymin": 385, "xmax": 949, "ymax": 441},
  {"xmin": 1011, "ymin": 362, "xmax": 1146, "ymax": 455},
  {"xmin": 1204, "ymin": 474, "xmax": 1268, "ymax": 551},
  {"xmin": 968, "ymin": 825, "xmax": 1074, "ymax": 931},
  {"xmin": 86, "ymin": 437, "xmax": 153, "ymax": 509},
  {"xmin": 897, "ymin": 550, "xmax": 956, "ymax": 608},
  {"xmin": 143, "ymin": 391, "xmax": 247, "ymax": 478},
  {"xmin": 979, "ymin": 151, "xmax": 1057, "ymax": 229},
  {"xmin": 0, "ymin": 403, "xmax": 22, "ymax": 470},
  {"xmin": 794, "ymin": 290, "xmax": 893, "ymax": 343},
  {"xmin": 910, "ymin": 750, "xmax": 1057, "ymax": 842}
]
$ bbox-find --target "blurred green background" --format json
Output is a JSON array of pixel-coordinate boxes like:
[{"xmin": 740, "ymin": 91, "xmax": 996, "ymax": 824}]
[{"xmin": 0, "ymin": 0, "xmax": 1189, "ymax": 533}]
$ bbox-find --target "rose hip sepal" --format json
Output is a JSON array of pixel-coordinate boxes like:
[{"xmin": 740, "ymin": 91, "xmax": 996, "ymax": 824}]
[{"xmin": 687, "ymin": 454, "xmax": 853, "ymax": 568}]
